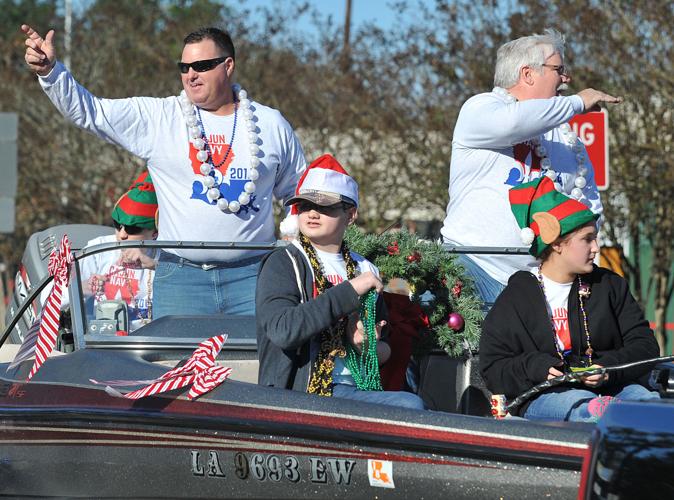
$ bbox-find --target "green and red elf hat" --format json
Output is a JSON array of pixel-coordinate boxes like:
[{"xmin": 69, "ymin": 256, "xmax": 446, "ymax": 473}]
[
  {"xmin": 111, "ymin": 171, "xmax": 158, "ymax": 230},
  {"xmin": 509, "ymin": 176, "xmax": 599, "ymax": 257}
]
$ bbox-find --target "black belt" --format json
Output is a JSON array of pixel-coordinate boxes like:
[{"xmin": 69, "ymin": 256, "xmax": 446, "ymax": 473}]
[{"xmin": 159, "ymin": 251, "xmax": 263, "ymax": 271}]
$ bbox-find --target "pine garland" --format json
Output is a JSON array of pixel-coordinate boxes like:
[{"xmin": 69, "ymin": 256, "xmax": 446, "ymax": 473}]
[{"xmin": 345, "ymin": 226, "xmax": 483, "ymax": 357}]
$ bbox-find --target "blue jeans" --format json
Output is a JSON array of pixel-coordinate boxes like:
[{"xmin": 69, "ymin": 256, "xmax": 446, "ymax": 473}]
[
  {"xmin": 332, "ymin": 384, "xmax": 426, "ymax": 410},
  {"xmin": 524, "ymin": 384, "xmax": 660, "ymax": 422},
  {"xmin": 455, "ymin": 255, "xmax": 505, "ymax": 312},
  {"xmin": 152, "ymin": 254, "xmax": 262, "ymax": 318}
]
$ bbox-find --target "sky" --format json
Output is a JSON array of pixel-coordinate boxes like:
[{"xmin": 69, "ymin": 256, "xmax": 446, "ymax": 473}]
[
  {"xmin": 65, "ymin": 1, "xmax": 407, "ymax": 36},
  {"xmin": 240, "ymin": 0, "xmax": 401, "ymax": 34}
]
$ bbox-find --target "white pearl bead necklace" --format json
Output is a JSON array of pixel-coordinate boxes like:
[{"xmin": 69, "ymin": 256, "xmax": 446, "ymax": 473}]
[{"xmin": 179, "ymin": 84, "xmax": 259, "ymax": 213}]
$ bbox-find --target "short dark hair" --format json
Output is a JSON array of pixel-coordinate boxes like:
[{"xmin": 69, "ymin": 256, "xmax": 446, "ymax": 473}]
[{"xmin": 183, "ymin": 27, "xmax": 235, "ymax": 61}]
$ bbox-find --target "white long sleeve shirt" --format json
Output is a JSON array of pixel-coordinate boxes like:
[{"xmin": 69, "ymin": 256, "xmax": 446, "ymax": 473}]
[{"xmin": 39, "ymin": 62, "xmax": 306, "ymax": 262}]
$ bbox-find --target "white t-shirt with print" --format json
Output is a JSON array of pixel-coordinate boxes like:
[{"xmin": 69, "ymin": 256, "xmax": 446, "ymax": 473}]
[
  {"xmin": 79, "ymin": 235, "xmax": 156, "ymax": 330},
  {"xmin": 539, "ymin": 270, "xmax": 573, "ymax": 353}
]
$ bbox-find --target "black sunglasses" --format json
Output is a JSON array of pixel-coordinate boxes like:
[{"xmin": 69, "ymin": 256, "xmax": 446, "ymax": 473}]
[
  {"xmin": 113, "ymin": 220, "xmax": 145, "ymax": 235},
  {"xmin": 296, "ymin": 201, "xmax": 351, "ymax": 215},
  {"xmin": 178, "ymin": 57, "xmax": 227, "ymax": 74}
]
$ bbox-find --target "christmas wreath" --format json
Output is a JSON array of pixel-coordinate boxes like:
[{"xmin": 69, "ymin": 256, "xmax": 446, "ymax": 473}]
[{"xmin": 345, "ymin": 226, "xmax": 483, "ymax": 357}]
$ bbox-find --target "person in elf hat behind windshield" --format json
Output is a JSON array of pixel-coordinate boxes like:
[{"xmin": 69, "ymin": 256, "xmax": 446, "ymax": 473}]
[
  {"xmin": 80, "ymin": 171, "xmax": 159, "ymax": 329},
  {"xmin": 256, "ymin": 154, "xmax": 425, "ymax": 409},
  {"xmin": 479, "ymin": 176, "xmax": 659, "ymax": 421}
]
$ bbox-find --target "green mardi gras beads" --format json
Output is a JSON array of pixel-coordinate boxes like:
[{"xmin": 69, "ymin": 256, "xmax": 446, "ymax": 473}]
[{"xmin": 345, "ymin": 289, "xmax": 383, "ymax": 391}]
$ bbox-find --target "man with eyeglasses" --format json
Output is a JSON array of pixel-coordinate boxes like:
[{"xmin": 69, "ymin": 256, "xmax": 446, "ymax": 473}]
[
  {"xmin": 21, "ymin": 24, "xmax": 306, "ymax": 318},
  {"xmin": 440, "ymin": 28, "xmax": 622, "ymax": 309}
]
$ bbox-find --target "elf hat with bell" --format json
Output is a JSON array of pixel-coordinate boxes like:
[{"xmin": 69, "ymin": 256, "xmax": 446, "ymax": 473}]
[
  {"xmin": 111, "ymin": 171, "xmax": 158, "ymax": 230},
  {"xmin": 280, "ymin": 154, "xmax": 358, "ymax": 237},
  {"xmin": 509, "ymin": 176, "xmax": 598, "ymax": 257}
]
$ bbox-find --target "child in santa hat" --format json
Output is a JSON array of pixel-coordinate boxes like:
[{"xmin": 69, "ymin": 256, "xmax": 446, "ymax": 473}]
[
  {"xmin": 480, "ymin": 176, "xmax": 659, "ymax": 421},
  {"xmin": 256, "ymin": 154, "xmax": 425, "ymax": 409}
]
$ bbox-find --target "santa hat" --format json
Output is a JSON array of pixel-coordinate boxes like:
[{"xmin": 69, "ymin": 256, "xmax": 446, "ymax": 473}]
[
  {"xmin": 280, "ymin": 154, "xmax": 358, "ymax": 238},
  {"xmin": 111, "ymin": 171, "xmax": 158, "ymax": 230},
  {"xmin": 509, "ymin": 176, "xmax": 598, "ymax": 257}
]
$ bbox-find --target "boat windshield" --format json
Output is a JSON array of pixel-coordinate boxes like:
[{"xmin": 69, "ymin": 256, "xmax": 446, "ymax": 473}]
[
  {"xmin": 72, "ymin": 240, "xmax": 281, "ymax": 349},
  {"xmin": 2, "ymin": 240, "xmax": 282, "ymax": 354}
]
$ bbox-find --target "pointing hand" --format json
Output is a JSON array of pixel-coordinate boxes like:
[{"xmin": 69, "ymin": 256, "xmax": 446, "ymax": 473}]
[
  {"xmin": 22, "ymin": 24, "xmax": 56, "ymax": 76},
  {"xmin": 577, "ymin": 88, "xmax": 622, "ymax": 113}
]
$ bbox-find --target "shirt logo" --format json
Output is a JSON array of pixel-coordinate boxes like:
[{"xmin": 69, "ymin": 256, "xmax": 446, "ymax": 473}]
[
  {"xmin": 504, "ymin": 142, "xmax": 560, "ymax": 187},
  {"xmin": 552, "ymin": 306, "xmax": 571, "ymax": 350},
  {"xmin": 188, "ymin": 136, "xmax": 258, "ymax": 213},
  {"xmin": 325, "ymin": 274, "xmax": 344, "ymax": 285}
]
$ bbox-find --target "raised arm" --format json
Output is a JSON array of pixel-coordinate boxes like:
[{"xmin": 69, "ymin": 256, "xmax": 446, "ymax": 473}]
[
  {"xmin": 455, "ymin": 90, "xmax": 622, "ymax": 150},
  {"xmin": 21, "ymin": 24, "xmax": 162, "ymax": 160},
  {"xmin": 455, "ymin": 93, "xmax": 585, "ymax": 149},
  {"xmin": 577, "ymin": 88, "xmax": 623, "ymax": 113}
]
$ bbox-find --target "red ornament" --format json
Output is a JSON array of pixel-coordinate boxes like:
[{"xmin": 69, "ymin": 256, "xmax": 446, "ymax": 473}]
[
  {"xmin": 406, "ymin": 251, "xmax": 421, "ymax": 263},
  {"xmin": 387, "ymin": 241, "xmax": 400, "ymax": 255},
  {"xmin": 451, "ymin": 280, "xmax": 463, "ymax": 298},
  {"xmin": 447, "ymin": 312, "xmax": 465, "ymax": 331}
]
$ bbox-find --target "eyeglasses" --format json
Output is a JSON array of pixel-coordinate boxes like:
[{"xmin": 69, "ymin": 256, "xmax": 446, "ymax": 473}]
[
  {"xmin": 113, "ymin": 220, "xmax": 145, "ymax": 235},
  {"xmin": 542, "ymin": 64, "xmax": 567, "ymax": 76},
  {"xmin": 296, "ymin": 201, "xmax": 350, "ymax": 215},
  {"xmin": 177, "ymin": 57, "xmax": 227, "ymax": 74}
]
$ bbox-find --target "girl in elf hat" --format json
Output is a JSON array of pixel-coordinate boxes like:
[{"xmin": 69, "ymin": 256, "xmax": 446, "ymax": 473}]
[
  {"xmin": 479, "ymin": 176, "xmax": 659, "ymax": 421},
  {"xmin": 256, "ymin": 154, "xmax": 425, "ymax": 409},
  {"xmin": 81, "ymin": 171, "xmax": 159, "ymax": 330}
]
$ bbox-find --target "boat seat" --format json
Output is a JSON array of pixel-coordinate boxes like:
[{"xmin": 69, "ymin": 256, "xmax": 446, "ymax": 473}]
[{"xmin": 417, "ymin": 352, "xmax": 492, "ymax": 416}]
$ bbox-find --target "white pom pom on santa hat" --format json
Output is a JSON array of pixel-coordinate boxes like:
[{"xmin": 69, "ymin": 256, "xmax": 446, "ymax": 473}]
[
  {"xmin": 520, "ymin": 227, "xmax": 535, "ymax": 245},
  {"xmin": 279, "ymin": 214, "xmax": 299, "ymax": 238}
]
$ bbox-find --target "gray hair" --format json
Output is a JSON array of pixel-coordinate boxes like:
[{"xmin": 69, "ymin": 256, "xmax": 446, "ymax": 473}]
[{"xmin": 494, "ymin": 28, "xmax": 566, "ymax": 88}]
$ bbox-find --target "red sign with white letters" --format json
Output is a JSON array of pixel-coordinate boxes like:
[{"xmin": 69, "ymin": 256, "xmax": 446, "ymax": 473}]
[{"xmin": 569, "ymin": 110, "xmax": 609, "ymax": 191}]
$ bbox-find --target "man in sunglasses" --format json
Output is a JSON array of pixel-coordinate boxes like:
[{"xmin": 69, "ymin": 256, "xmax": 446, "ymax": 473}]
[
  {"xmin": 440, "ymin": 28, "xmax": 622, "ymax": 310},
  {"xmin": 21, "ymin": 24, "xmax": 306, "ymax": 317}
]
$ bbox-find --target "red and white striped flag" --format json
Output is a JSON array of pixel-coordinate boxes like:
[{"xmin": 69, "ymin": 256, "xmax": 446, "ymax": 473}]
[
  {"xmin": 90, "ymin": 334, "xmax": 232, "ymax": 400},
  {"xmin": 27, "ymin": 235, "xmax": 74, "ymax": 381}
]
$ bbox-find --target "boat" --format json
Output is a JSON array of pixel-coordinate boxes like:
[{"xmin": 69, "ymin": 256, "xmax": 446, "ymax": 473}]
[{"xmin": 1, "ymin": 224, "xmax": 671, "ymax": 498}]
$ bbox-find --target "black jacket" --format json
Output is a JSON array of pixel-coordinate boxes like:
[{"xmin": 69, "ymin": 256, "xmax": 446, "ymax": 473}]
[
  {"xmin": 479, "ymin": 266, "xmax": 659, "ymax": 415},
  {"xmin": 255, "ymin": 244, "xmax": 386, "ymax": 392}
]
